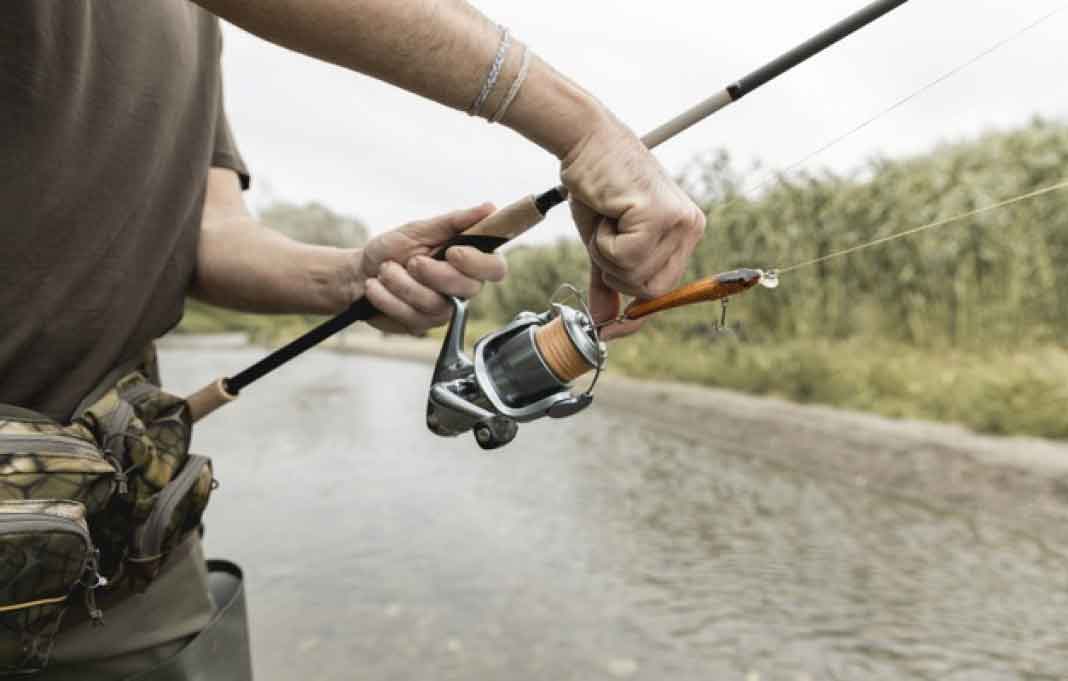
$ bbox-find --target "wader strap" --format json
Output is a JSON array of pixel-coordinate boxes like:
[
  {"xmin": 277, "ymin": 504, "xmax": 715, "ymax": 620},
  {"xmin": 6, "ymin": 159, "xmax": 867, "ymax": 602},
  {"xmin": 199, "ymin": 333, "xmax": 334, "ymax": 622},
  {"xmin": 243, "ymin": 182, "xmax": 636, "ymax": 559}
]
[{"xmin": 125, "ymin": 561, "xmax": 253, "ymax": 681}]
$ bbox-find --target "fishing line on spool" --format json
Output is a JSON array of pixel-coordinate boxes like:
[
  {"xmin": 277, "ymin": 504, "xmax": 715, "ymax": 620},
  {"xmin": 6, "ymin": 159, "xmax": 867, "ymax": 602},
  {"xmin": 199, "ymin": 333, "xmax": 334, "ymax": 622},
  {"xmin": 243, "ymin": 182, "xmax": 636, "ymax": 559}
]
[{"xmin": 547, "ymin": 283, "xmax": 606, "ymax": 395}]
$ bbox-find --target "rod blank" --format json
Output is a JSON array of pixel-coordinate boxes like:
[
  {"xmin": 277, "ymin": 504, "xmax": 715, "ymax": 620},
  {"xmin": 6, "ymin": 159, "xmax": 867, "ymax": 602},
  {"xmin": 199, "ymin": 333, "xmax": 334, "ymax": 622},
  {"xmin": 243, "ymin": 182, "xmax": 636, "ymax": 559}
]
[{"xmin": 731, "ymin": 0, "xmax": 909, "ymax": 99}]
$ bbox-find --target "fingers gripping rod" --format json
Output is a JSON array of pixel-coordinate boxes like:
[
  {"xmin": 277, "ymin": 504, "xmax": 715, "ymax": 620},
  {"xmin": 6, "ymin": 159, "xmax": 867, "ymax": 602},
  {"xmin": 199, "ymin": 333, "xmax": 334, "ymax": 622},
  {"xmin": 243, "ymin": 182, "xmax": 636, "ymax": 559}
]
[{"xmin": 186, "ymin": 0, "xmax": 909, "ymax": 422}]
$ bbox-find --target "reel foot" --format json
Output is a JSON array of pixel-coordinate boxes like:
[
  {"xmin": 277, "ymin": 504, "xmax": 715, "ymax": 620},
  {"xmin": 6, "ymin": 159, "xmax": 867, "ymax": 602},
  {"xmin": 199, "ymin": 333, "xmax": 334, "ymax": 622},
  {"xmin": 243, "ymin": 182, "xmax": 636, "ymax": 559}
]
[{"xmin": 473, "ymin": 417, "xmax": 518, "ymax": 450}]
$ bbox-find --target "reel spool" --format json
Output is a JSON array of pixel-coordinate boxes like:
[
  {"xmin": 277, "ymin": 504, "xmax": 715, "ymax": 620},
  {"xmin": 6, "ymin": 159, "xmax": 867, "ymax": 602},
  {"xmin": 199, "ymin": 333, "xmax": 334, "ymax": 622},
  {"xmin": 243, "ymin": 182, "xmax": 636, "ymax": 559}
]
[{"xmin": 426, "ymin": 291, "xmax": 605, "ymax": 450}]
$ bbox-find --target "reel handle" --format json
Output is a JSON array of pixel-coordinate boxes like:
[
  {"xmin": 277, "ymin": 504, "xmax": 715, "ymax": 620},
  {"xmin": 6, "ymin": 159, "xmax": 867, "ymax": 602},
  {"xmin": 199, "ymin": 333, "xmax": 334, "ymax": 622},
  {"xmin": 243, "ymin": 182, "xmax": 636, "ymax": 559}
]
[{"xmin": 623, "ymin": 268, "xmax": 763, "ymax": 321}]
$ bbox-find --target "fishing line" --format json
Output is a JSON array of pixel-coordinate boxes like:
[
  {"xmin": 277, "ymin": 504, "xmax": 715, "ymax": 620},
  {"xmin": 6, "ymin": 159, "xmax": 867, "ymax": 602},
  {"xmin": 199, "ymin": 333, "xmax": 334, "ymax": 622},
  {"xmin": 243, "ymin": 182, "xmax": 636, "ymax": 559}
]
[
  {"xmin": 775, "ymin": 178, "xmax": 1068, "ymax": 275},
  {"xmin": 718, "ymin": 3, "xmax": 1067, "ymax": 207}
]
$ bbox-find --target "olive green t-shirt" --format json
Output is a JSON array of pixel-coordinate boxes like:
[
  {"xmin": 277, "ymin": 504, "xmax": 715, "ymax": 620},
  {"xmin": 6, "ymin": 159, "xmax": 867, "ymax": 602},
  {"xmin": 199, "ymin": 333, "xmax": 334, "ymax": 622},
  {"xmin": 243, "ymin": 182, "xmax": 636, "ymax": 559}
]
[{"xmin": 0, "ymin": 0, "xmax": 250, "ymax": 422}]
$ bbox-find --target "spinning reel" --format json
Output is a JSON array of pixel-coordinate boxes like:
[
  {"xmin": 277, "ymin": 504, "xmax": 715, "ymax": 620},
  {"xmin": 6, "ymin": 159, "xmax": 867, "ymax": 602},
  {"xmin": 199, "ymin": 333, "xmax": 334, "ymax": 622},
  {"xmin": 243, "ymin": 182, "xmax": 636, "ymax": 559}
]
[{"xmin": 426, "ymin": 287, "xmax": 606, "ymax": 450}]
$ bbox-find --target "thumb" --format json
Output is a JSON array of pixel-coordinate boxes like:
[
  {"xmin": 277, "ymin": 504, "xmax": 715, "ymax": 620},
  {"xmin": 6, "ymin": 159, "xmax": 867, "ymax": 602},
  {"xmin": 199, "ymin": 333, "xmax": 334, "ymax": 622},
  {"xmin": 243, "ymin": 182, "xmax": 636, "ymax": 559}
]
[
  {"xmin": 587, "ymin": 264, "xmax": 619, "ymax": 324},
  {"xmin": 402, "ymin": 203, "xmax": 496, "ymax": 245}
]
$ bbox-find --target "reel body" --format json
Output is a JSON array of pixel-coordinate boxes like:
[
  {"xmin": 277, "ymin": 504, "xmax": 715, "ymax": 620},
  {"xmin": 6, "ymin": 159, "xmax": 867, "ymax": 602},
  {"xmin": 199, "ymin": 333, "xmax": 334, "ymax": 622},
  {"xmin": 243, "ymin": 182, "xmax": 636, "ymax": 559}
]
[{"xmin": 427, "ymin": 297, "xmax": 604, "ymax": 450}]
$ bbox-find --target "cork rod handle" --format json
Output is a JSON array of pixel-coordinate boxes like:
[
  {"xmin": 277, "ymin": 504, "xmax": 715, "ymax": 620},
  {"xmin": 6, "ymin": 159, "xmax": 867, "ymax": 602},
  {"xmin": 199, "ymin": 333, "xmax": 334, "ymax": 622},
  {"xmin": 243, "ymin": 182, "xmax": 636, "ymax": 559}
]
[
  {"xmin": 186, "ymin": 379, "xmax": 237, "ymax": 423},
  {"xmin": 463, "ymin": 194, "xmax": 546, "ymax": 240}
]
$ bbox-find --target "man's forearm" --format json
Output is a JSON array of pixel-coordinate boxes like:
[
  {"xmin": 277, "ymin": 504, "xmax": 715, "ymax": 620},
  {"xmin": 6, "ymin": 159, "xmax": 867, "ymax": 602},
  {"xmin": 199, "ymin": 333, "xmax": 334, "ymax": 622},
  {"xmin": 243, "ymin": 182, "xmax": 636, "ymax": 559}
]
[
  {"xmin": 193, "ymin": 0, "xmax": 608, "ymax": 158},
  {"xmin": 193, "ymin": 216, "xmax": 359, "ymax": 315},
  {"xmin": 193, "ymin": 168, "xmax": 360, "ymax": 315},
  {"xmin": 193, "ymin": 169, "xmax": 507, "ymax": 334}
]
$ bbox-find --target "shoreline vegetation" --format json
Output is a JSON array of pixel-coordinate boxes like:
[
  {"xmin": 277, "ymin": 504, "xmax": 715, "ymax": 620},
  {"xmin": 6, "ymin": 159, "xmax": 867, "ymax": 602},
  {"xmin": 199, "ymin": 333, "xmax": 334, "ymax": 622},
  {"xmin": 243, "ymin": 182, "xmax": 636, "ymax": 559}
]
[{"xmin": 179, "ymin": 119, "xmax": 1068, "ymax": 440}]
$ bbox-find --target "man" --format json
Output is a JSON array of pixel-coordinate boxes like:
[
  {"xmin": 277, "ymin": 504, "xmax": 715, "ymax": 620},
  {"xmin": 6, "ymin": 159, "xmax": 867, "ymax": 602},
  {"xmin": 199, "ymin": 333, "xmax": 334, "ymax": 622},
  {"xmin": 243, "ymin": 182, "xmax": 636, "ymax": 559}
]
[{"xmin": 2, "ymin": 0, "xmax": 705, "ymax": 677}]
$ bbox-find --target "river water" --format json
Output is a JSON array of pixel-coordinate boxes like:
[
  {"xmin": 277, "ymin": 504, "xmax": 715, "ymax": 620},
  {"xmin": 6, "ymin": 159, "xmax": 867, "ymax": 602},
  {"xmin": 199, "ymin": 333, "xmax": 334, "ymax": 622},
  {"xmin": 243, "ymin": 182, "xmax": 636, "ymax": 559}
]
[{"xmin": 161, "ymin": 346, "xmax": 1068, "ymax": 681}]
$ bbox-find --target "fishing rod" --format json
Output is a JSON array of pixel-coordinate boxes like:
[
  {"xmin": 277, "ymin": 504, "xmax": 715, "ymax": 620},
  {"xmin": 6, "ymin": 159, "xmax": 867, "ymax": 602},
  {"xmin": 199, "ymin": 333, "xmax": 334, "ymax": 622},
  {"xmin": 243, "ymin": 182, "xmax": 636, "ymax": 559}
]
[{"xmin": 186, "ymin": 0, "xmax": 911, "ymax": 429}]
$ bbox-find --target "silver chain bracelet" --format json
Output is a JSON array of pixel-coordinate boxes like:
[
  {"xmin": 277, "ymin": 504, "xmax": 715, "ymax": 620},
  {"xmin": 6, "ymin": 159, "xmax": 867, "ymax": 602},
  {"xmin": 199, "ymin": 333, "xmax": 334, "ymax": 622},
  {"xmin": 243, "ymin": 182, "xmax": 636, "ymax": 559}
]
[{"xmin": 468, "ymin": 26, "xmax": 512, "ymax": 118}]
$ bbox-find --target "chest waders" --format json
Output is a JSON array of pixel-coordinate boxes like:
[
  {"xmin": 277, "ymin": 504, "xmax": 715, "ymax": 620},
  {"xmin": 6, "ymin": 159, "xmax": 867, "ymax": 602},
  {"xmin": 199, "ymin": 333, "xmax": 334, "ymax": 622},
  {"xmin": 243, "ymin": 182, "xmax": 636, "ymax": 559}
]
[
  {"xmin": 29, "ymin": 561, "xmax": 252, "ymax": 681},
  {"xmin": 125, "ymin": 561, "xmax": 252, "ymax": 681}
]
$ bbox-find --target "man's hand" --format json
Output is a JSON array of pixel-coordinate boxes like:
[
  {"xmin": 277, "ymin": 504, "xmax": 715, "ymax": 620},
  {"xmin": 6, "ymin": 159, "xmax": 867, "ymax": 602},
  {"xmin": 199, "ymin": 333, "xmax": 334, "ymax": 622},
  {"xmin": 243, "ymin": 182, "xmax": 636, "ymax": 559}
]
[
  {"xmin": 357, "ymin": 204, "xmax": 507, "ymax": 335},
  {"xmin": 562, "ymin": 116, "xmax": 707, "ymax": 339},
  {"xmin": 193, "ymin": 169, "xmax": 505, "ymax": 336}
]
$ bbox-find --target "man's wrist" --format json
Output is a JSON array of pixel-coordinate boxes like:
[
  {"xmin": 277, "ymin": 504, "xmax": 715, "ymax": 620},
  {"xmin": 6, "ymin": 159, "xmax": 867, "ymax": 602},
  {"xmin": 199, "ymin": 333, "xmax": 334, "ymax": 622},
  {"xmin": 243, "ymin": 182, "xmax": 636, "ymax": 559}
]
[
  {"xmin": 324, "ymin": 247, "xmax": 366, "ymax": 315},
  {"xmin": 501, "ymin": 55, "xmax": 612, "ymax": 160}
]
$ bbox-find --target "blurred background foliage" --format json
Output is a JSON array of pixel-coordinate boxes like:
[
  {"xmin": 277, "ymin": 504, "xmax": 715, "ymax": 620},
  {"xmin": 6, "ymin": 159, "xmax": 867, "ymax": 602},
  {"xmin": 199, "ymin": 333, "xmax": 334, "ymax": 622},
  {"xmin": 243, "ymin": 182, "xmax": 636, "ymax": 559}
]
[
  {"xmin": 478, "ymin": 118, "xmax": 1068, "ymax": 347},
  {"xmin": 258, "ymin": 200, "xmax": 368, "ymax": 248},
  {"xmin": 474, "ymin": 119, "xmax": 1068, "ymax": 438},
  {"xmin": 180, "ymin": 119, "xmax": 1068, "ymax": 438}
]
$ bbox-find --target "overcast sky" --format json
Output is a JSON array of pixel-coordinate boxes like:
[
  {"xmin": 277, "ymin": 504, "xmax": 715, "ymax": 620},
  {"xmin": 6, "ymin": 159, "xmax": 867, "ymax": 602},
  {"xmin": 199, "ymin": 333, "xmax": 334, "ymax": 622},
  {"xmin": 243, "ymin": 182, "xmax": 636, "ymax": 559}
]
[{"xmin": 219, "ymin": 1, "xmax": 1066, "ymax": 244}]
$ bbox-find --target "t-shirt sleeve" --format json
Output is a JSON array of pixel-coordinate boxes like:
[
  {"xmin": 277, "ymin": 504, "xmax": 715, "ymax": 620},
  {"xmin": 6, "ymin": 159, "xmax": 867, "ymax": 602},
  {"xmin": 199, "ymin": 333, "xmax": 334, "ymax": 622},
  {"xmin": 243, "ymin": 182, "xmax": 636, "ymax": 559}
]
[{"xmin": 212, "ymin": 99, "xmax": 251, "ymax": 191}]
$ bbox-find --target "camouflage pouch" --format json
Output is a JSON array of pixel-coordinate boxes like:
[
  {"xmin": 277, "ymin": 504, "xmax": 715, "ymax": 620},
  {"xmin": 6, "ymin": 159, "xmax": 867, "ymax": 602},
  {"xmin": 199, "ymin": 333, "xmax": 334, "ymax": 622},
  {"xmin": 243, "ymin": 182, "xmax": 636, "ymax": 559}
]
[
  {"xmin": 0, "ymin": 405, "xmax": 115, "ymax": 674},
  {"xmin": 73, "ymin": 370, "xmax": 215, "ymax": 589},
  {"xmin": 0, "ymin": 405, "xmax": 118, "ymax": 516},
  {"xmin": 0, "ymin": 351, "xmax": 216, "ymax": 673},
  {"xmin": 0, "ymin": 500, "xmax": 105, "ymax": 674}
]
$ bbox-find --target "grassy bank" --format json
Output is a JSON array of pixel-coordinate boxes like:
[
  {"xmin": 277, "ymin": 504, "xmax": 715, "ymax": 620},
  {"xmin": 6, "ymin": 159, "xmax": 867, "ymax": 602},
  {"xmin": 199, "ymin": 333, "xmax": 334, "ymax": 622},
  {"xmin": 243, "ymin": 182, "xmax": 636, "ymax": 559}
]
[{"xmin": 607, "ymin": 332, "xmax": 1068, "ymax": 439}]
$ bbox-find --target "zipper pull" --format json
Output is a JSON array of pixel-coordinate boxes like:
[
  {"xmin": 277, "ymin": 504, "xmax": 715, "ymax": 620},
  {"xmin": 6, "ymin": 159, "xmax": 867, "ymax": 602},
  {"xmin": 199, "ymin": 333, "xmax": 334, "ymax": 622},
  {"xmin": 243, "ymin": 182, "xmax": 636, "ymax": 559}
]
[
  {"xmin": 82, "ymin": 553, "xmax": 108, "ymax": 626},
  {"xmin": 107, "ymin": 453, "xmax": 129, "ymax": 497},
  {"xmin": 84, "ymin": 586, "xmax": 105, "ymax": 627}
]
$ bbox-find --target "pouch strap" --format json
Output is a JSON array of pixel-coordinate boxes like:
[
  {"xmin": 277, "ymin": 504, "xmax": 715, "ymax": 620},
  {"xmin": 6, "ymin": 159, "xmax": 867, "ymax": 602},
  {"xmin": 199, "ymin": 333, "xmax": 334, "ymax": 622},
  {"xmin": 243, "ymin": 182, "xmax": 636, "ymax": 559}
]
[{"xmin": 0, "ymin": 595, "xmax": 68, "ymax": 614}]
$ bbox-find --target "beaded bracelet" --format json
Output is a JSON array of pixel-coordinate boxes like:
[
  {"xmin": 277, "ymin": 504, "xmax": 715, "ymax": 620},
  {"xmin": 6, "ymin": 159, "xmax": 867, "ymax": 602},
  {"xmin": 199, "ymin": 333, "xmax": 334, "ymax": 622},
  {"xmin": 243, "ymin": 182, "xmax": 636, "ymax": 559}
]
[{"xmin": 468, "ymin": 26, "xmax": 512, "ymax": 117}]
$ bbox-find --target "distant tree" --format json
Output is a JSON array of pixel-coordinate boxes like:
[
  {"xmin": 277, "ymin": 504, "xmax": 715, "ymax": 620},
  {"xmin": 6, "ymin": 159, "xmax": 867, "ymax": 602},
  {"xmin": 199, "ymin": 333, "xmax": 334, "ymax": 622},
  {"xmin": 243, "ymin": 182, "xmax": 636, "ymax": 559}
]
[{"xmin": 260, "ymin": 201, "xmax": 368, "ymax": 248}]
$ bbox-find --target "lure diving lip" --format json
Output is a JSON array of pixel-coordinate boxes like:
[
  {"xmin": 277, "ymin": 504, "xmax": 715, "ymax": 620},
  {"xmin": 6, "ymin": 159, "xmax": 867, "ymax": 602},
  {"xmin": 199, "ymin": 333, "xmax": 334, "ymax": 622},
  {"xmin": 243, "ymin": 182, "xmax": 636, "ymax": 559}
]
[{"xmin": 621, "ymin": 268, "xmax": 765, "ymax": 322}]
